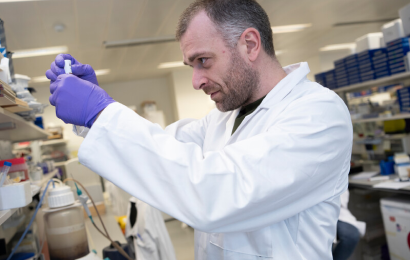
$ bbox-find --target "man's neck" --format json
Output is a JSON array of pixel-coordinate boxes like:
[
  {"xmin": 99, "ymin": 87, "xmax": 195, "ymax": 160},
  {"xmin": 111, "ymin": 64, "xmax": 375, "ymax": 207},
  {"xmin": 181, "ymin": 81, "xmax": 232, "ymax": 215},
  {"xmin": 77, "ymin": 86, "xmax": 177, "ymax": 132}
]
[{"xmin": 247, "ymin": 57, "xmax": 287, "ymax": 104}]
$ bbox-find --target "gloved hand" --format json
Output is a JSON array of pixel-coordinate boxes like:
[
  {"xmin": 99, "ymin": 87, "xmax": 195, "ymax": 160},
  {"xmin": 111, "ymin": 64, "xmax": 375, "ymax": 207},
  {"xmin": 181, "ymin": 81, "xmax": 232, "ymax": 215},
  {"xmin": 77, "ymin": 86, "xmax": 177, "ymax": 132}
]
[
  {"xmin": 45, "ymin": 54, "xmax": 99, "ymax": 86},
  {"xmin": 49, "ymin": 74, "xmax": 115, "ymax": 128}
]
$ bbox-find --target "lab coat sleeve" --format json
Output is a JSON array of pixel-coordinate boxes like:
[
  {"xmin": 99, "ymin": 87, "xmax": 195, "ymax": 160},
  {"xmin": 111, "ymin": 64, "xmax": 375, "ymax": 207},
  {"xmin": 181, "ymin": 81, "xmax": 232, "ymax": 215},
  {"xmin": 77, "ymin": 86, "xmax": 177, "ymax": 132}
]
[
  {"xmin": 163, "ymin": 113, "xmax": 210, "ymax": 146},
  {"xmin": 79, "ymin": 92, "xmax": 352, "ymax": 233}
]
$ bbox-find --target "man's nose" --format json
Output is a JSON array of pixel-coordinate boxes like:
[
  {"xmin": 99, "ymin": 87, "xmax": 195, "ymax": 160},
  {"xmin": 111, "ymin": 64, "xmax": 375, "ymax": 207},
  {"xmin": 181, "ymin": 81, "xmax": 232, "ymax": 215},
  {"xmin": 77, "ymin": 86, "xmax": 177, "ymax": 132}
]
[{"xmin": 192, "ymin": 69, "xmax": 208, "ymax": 90}]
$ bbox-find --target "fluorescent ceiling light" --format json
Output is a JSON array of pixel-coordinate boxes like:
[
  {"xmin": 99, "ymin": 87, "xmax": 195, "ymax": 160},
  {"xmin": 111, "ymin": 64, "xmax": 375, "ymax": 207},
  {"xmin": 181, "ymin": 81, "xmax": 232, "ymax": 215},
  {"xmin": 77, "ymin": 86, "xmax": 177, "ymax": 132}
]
[
  {"xmin": 275, "ymin": 50, "xmax": 284, "ymax": 55},
  {"xmin": 95, "ymin": 69, "xmax": 110, "ymax": 76},
  {"xmin": 271, "ymin": 24, "xmax": 311, "ymax": 34},
  {"xmin": 31, "ymin": 76, "xmax": 48, "ymax": 83},
  {"xmin": 319, "ymin": 43, "xmax": 356, "ymax": 51},
  {"xmin": 104, "ymin": 36, "xmax": 176, "ymax": 48},
  {"xmin": 0, "ymin": 0, "xmax": 43, "ymax": 2},
  {"xmin": 31, "ymin": 69, "xmax": 110, "ymax": 83},
  {"xmin": 12, "ymin": 46, "xmax": 68, "ymax": 59},
  {"xmin": 158, "ymin": 61, "xmax": 184, "ymax": 69}
]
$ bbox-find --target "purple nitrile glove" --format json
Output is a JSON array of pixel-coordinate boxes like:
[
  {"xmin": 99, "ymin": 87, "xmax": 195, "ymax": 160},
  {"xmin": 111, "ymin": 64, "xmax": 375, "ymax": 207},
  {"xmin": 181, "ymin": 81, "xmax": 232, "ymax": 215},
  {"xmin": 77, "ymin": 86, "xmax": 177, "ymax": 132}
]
[
  {"xmin": 45, "ymin": 54, "xmax": 99, "ymax": 86},
  {"xmin": 49, "ymin": 74, "xmax": 115, "ymax": 128}
]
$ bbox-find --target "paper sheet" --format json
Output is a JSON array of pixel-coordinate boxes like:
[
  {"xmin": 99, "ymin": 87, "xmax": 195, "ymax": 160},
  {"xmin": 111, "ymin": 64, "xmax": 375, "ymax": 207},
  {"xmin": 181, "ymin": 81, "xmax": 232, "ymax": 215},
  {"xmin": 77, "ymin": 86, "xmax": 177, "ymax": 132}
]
[
  {"xmin": 373, "ymin": 181, "xmax": 410, "ymax": 190},
  {"xmin": 351, "ymin": 171, "xmax": 379, "ymax": 180}
]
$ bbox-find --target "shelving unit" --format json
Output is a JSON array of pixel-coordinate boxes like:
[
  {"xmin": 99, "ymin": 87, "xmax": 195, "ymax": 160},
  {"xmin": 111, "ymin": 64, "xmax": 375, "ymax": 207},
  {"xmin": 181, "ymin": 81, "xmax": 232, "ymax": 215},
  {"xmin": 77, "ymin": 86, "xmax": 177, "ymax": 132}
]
[
  {"xmin": 0, "ymin": 169, "xmax": 59, "ymax": 226},
  {"xmin": 40, "ymin": 139, "xmax": 67, "ymax": 147},
  {"xmin": 0, "ymin": 208, "xmax": 17, "ymax": 226},
  {"xmin": 352, "ymin": 113, "xmax": 410, "ymax": 123},
  {"xmin": 0, "ymin": 107, "xmax": 49, "ymax": 142},
  {"xmin": 334, "ymin": 71, "xmax": 410, "ymax": 94}
]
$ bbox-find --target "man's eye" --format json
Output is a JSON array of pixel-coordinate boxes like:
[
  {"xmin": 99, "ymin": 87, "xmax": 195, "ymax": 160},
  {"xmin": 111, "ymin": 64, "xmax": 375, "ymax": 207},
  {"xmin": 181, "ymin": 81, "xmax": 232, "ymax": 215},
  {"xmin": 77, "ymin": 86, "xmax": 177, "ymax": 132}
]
[{"xmin": 200, "ymin": 58, "xmax": 208, "ymax": 64}]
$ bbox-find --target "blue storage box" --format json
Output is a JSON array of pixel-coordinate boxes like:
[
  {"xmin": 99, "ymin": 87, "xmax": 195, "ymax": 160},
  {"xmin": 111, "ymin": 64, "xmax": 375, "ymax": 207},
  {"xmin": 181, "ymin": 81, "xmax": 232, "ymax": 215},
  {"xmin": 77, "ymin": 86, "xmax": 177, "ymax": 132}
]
[
  {"xmin": 0, "ymin": 19, "xmax": 6, "ymax": 48},
  {"xmin": 315, "ymin": 72, "xmax": 327, "ymax": 87}
]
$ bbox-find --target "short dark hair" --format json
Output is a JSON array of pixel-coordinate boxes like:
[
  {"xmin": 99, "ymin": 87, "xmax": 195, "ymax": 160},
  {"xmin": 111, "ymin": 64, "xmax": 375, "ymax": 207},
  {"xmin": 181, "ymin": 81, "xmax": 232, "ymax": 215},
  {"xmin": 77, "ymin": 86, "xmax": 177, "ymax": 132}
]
[{"xmin": 176, "ymin": 0, "xmax": 275, "ymax": 57}]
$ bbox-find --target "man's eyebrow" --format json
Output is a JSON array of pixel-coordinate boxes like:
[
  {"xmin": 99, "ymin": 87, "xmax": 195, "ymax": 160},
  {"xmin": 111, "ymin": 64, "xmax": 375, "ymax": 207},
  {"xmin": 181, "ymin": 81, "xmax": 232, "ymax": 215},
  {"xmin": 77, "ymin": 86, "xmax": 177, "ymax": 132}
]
[{"xmin": 188, "ymin": 52, "xmax": 208, "ymax": 63}]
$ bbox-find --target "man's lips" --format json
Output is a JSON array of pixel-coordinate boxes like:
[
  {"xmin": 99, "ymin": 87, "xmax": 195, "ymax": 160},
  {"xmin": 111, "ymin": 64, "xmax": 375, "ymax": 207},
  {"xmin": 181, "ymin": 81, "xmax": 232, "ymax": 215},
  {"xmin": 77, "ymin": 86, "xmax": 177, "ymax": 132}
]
[{"xmin": 211, "ymin": 91, "xmax": 220, "ymax": 99}]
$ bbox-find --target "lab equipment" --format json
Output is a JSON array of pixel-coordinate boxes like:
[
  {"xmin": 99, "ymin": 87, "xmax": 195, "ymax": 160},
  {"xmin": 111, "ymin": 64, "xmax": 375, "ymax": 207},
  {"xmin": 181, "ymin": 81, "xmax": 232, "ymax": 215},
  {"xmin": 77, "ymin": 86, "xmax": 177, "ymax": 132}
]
[
  {"xmin": 65, "ymin": 158, "xmax": 104, "ymax": 204},
  {"xmin": 380, "ymin": 157, "xmax": 395, "ymax": 175},
  {"xmin": 64, "ymin": 59, "xmax": 72, "ymax": 74},
  {"xmin": 102, "ymin": 242, "xmax": 130, "ymax": 260},
  {"xmin": 43, "ymin": 185, "xmax": 90, "ymax": 260},
  {"xmin": 380, "ymin": 197, "xmax": 410, "ymax": 259},
  {"xmin": 0, "ymin": 181, "xmax": 32, "ymax": 210},
  {"xmin": 393, "ymin": 153, "xmax": 410, "ymax": 181},
  {"xmin": 0, "ymin": 158, "xmax": 29, "ymax": 181},
  {"xmin": 0, "ymin": 160, "xmax": 11, "ymax": 187},
  {"xmin": 7, "ymin": 179, "xmax": 53, "ymax": 260},
  {"xmin": 63, "ymin": 59, "xmax": 92, "ymax": 136},
  {"xmin": 49, "ymin": 54, "xmax": 99, "ymax": 85},
  {"xmin": 79, "ymin": 62, "xmax": 352, "ymax": 259}
]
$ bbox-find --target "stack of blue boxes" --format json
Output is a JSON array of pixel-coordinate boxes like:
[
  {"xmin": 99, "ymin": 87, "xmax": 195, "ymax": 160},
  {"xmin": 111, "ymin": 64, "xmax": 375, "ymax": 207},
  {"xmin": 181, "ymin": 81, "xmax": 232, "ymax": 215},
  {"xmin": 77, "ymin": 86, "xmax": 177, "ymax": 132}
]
[
  {"xmin": 334, "ymin": 58, "xmax": 349, "ymax": 88},
  {"xmin": 0, "ymin": 19, "xmax": 6, "ymax": 57},
  {"xmin": 344, "ymin": 54, "xmax": 361, "ymax": 85},
  {"xmin": 387, "ymin": 37, "xmax": 409, "ymax": 75},
  {"xmin": 358, "ymin": 48, "xmax": 389, "ymax": 81},
  {"xmin": 314, "ymin": 72, "xmax": 326, "ymax": 87},
  {"xmin": 324, "ymin": 70, "xmax": 337, "ymax": 89},
  {"xmin": 314, "ymin": 70, "xmax": 337, "ymax": 89},
  {"xmin": 397, "ymin": 86, "xmax": 410, "ymax": 113}
]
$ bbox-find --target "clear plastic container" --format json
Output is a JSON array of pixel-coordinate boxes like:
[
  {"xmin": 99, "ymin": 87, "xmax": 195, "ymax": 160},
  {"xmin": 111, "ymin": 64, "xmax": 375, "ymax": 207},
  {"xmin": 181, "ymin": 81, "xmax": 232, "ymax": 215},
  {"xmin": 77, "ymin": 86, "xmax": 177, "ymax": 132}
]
[
  {"xmin": 44, "ymin": 205, "xmax": 89, "ymax": 260},
  {"xmin": 43, "ymin": 185, "xmax": 89, "ymax": 260}
]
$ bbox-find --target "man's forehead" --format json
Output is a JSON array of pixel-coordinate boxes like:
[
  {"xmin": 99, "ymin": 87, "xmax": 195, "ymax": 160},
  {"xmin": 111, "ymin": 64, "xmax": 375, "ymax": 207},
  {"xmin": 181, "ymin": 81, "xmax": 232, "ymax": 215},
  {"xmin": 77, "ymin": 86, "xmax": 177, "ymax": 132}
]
[{"xmin": 180, "ymin": 11, "xmax": 224, "ymax": 62}]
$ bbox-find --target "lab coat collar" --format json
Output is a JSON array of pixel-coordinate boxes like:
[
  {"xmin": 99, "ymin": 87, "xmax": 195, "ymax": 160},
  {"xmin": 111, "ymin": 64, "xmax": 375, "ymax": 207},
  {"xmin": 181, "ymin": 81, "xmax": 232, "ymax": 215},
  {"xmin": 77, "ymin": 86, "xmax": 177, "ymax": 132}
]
[
  {"xmin": 259, "ymin": 62, "xmax": 310, "ymax": 109},
  {"xmin": 223, "ymin": 62, "xmax": 309, "ymax": 143}
]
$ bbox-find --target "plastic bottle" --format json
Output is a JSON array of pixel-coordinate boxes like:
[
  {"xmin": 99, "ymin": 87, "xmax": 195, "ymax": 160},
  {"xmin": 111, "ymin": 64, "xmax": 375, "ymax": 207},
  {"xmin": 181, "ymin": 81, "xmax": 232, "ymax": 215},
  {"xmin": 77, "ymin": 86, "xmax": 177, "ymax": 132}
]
[{"xmin": 43, "ymin": 185, "xmax": 89, "ymax": 260}]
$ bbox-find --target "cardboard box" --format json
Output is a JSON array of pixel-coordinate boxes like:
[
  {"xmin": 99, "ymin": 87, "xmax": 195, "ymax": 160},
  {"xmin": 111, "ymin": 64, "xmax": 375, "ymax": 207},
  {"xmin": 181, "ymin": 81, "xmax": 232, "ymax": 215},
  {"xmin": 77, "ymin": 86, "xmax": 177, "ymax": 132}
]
[
  {"xmin": 382, "ymin": 19, "xmax": 405, "ymax": 44},
  {"xmin": 399, "ymin": 3, "xmax": 410, "ymax": 37},
  {"xmin": 356, "ymin": 33, "xmax": 383, "ymax": 52}
]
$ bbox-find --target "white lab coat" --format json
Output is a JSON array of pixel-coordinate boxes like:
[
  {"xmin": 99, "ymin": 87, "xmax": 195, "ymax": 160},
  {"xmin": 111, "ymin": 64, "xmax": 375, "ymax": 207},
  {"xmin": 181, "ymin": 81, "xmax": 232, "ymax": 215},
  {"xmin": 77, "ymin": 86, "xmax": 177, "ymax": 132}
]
[
  {"xmin": 125, "ymin": 197, "xmax": 177, "ymax": 260},
  {"xmin": 338, "ymin": 190, "xmax": 366, "ymax": 237},
  {"xmin": 79, "ymin": 62, "xmax": 353, "ymax": 260}
]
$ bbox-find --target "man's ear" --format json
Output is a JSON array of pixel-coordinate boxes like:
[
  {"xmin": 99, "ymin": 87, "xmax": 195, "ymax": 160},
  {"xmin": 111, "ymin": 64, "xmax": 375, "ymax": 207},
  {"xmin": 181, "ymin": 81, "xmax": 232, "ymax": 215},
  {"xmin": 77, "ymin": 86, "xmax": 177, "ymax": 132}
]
[{"xmin": 238, "ymin": 28, "xmax": 261, "ymax": 62}]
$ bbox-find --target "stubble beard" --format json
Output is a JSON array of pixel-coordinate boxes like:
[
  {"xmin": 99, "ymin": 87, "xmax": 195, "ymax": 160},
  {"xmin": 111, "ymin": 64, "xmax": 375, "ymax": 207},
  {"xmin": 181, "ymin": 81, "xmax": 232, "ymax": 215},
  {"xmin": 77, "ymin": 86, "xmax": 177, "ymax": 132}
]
[{"xmin": 216, "ymin": 49, "xmax": 260, "ymax": 112}]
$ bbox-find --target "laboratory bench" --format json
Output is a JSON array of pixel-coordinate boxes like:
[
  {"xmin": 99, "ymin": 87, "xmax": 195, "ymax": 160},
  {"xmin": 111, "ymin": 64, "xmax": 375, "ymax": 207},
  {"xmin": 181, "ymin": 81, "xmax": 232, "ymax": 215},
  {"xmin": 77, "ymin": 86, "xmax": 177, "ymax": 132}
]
[
  {"xmin": 85, "ymin": 205, "xmax": 127, "ymax": 258},
  {"xmin": 349, "ymin": 175, "xmax": 410, "ymax": 195}
]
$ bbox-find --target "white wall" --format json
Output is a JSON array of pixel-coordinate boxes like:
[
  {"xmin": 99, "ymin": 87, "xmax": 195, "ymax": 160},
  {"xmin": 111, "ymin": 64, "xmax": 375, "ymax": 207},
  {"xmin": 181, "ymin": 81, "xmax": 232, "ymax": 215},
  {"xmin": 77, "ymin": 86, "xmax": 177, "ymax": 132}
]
[
  {"xmin": 34, "ymin": 76, "xmax": 176, "ymax": 154},
  {"xmin": 170, "ymin": 69, "xmax": 216, "ymax": 120}
]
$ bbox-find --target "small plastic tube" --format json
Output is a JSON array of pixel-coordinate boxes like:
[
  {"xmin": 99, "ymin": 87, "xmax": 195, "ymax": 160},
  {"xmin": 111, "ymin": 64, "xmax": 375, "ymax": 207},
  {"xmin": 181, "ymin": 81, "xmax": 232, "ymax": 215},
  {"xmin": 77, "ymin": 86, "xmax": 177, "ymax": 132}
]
[
  {"xmin": 0, "ymin": 161, "xmax": 12, "ymax": 187},
  {"xmin": 64, "ymin": 60, "xmax": 72, "ymax": 74}
]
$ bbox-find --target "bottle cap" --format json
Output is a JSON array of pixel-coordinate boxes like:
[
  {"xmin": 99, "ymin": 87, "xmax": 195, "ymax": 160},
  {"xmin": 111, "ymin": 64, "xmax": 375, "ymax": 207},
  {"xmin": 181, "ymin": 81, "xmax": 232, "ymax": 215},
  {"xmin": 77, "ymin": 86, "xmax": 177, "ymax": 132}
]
[
  {"xmin": 4, "ymin": 161, "xmax": 12, "ymax": 167},
  {"xmin": 48, "ymin": 185, "xmax": 75, "ymax": 208}
]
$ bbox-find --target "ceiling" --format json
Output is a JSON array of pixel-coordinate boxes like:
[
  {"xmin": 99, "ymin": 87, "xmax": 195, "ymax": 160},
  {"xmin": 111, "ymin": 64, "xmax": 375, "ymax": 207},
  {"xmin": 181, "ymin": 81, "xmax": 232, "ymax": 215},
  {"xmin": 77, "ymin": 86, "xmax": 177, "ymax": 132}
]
[{"xmin": 0, "ymin": 0, "xmax": 408, "ymax": 86}]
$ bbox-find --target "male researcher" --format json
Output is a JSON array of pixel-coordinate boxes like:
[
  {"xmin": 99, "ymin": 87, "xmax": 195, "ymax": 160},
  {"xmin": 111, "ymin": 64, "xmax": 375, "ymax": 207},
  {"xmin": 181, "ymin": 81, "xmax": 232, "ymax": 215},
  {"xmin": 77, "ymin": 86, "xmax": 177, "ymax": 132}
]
[{"xmin": 46, "ymin": 0, "xmax": 352, "ymax": 259}]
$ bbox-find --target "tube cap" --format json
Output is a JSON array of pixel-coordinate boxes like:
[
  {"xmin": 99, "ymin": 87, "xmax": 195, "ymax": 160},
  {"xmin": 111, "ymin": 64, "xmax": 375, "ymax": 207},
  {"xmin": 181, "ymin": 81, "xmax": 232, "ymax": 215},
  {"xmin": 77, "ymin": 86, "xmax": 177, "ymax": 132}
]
[{"xmin": 4, "ymin": 161, "xmax": 11, "ymax": 167}]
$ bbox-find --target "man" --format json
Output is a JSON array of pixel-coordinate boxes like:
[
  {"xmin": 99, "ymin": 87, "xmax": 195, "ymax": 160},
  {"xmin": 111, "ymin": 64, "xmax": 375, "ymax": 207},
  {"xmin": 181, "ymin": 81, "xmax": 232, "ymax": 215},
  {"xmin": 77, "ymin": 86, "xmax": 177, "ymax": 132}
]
[{"xmin": 46, "ymin": 0, "xmax": 352, "ymax": 259}]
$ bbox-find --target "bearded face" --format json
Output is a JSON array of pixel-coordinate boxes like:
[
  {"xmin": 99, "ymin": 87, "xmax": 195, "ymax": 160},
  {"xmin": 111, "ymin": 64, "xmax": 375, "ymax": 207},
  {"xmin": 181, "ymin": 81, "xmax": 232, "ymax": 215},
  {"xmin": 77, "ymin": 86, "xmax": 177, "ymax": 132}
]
[{"xmin": 202, "ymin": 49, "xmax": 260, "ymax": 112}]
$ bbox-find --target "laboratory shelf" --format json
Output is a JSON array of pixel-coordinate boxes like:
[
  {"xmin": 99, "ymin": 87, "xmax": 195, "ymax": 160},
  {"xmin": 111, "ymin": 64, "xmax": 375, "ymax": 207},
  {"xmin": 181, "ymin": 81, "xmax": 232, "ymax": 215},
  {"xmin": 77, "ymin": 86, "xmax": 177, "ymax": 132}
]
[
  {"xmin": 334, "ymin": 71, "xmax": 410, "ymax": 94},
  {"xmin": 352, "ymin": 113, "xmax": 410, "ymax": 124},
  {"xmin": 0, "ymin": 169, "xmax": 59, "ymax": 226},
  {"xmin": 0, "ymin": 208, "xmax": 17, "ymax": 226},
  {"xmin": 0, "ymin": 107, "xmax": 49, "ymax": 142},
  {"xmin": 40, "ymin": 139, "xmax": 68, "ymax": 147}
]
